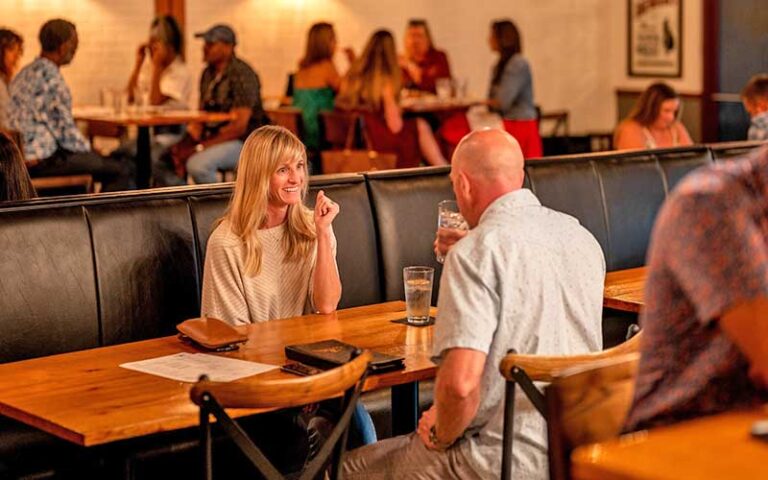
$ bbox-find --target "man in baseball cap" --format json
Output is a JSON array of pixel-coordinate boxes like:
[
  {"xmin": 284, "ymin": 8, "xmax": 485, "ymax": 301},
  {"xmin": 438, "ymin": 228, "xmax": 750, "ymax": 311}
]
[
  {"xmin": 194, "ymin": 24, "xmax": 237, "ymax": 45},
  {"xmin": 158, "ymin": 23, "xmax": 269, "ymax": 186}
]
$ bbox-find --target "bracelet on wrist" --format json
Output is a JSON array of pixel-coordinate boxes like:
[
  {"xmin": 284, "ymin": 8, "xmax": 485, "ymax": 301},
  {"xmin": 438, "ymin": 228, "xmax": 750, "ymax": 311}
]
[{"xmin": 429, "ymin": 424, "xmax": 453, "ymax": 450}]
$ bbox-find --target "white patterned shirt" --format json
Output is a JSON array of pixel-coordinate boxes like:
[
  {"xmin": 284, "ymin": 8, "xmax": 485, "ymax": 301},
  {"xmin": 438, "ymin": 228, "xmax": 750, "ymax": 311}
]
[
  {"xmin": 8, "ymin": 57, "xmax": 90, "ymax": 160},
  {"xmin": 433, "ymin": 188, "xmax": 605, "ymax": 480}
]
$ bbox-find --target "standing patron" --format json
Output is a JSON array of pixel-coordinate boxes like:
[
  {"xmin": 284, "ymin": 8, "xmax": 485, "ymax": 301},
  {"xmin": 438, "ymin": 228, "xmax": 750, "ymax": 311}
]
[
  {"xmin": 8, "ymin": 19, "xmax": 132, "ymax": 191},
  {"xmin": 342, "ymin": 129, "xmax": 605, "ymax": 480}
]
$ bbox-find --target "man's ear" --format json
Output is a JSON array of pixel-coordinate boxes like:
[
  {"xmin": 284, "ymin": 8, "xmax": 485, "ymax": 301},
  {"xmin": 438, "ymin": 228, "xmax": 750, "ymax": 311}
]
[{"xmin": 456, "ymin": 170, "xmax": 471, "ymax": 202}]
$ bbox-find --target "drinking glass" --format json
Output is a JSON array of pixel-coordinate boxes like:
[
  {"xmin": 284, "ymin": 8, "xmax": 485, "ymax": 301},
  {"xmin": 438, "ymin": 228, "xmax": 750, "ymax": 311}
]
[
  {"xmin": 403, "ymin": 266, "xmax": 434, "ymax": 325},
  {"xmin": 436, "ymin": 200, "xmax": 469, "ymax": 263},
  {"xmin": 435, "ymin": 78, "xmax": 453, "ymax": 101}
]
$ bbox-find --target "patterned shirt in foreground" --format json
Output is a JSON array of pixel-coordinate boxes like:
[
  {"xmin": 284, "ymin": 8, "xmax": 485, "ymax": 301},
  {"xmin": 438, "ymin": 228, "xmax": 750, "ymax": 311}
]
[
  {"xmin": 434, "ymin": 189, "xmax": 604, "ymax": 479},
  {"xmin": 748, "ymin": 111, "xmax": 768, "ymax": 141},
  {"xmin": 625, "ymin": 147, "xmax": 768, "ymax": 432},
  {"xmin": 8, "ymin": 57, "xmax": 89, "ymax": 160}
]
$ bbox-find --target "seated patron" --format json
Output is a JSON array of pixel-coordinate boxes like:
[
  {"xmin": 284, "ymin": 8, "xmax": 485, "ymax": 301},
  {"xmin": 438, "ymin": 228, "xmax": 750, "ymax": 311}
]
[
  {"xmin": 9, "ymin": 19, "xmax": 133, "ymax": 191},
  {"xmin": 200, "ymin": 125, "xmax": 376, "ymax": 455},
  {"xmin": 158, "ymin": 24, "xmax": 269, "ymax": 185},
  {"xmin": 614, "ymin": 82, "xmax": 693, "ymax": 150},
  {"xmin": 293, "ymin": 22, "xmax": 342, "ymax": 152},
  {"xmin": 741, "ymin": 74, "xmax": 768, "ymax": 141},
  {"xmin": 342, "ymin": 129, "xmax": 605, "ymax": 480},
  {"xmin": 624, "ymin": 147, "xmax": 768, "ymax": 431},
  {"xmin": 0, "ymin": 131, "xmax": 36, "ymax": 201},
  {"xmin": 336, "ymin": 30, "xmax": 447, "ymax": 168},
  {"xmin": 0, "ymin": 29, "xmax": 23, "ymax": 130},
  {"xmin": 399, "ymin": 19, "xmax": 451, "ymax": 94},
  {"xmin": 441, "ymin": 19, "xmax": 542, "ymax": 159}
]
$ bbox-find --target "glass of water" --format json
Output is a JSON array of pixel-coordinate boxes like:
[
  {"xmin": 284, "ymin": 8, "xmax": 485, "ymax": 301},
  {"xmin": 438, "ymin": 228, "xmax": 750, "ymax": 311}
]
[
  {"xmin": 436, "ymin": 200, "xmax": 469, "ymax": 263},
  {"xmin": 403, "ymin": 266, "xmax": 434, "ymax": 325}
]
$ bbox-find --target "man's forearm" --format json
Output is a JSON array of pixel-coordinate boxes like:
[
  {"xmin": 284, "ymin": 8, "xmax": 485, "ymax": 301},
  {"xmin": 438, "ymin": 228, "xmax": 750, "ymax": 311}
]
[{"xmin": 434, "ymin": 388, "xmax": 480, "ymax": 445}]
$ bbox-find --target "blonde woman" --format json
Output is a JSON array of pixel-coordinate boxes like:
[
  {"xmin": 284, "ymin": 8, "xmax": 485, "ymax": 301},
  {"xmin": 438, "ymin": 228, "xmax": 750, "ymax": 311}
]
[
  {"xmin": 336, "ymin": 29, "xmax": 447, "ymax": 168},
  {"xmin": 201, "ymin": 125, "xmax": 341, "ymax": 325}
]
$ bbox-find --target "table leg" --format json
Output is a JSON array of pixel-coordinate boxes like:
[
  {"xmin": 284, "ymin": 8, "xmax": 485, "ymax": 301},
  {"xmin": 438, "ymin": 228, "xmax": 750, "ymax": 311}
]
[
  {"xmin": 136, "ymin": 126, "xmax": 151, "ymax": 188},
  {"xmin": 391, "ymin": 382, "xmax": 419, "ymax": 436}
]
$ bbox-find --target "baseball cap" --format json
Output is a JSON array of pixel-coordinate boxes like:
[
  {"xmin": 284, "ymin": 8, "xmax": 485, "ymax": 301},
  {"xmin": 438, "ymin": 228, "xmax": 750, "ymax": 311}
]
[{"xmin": 194, "ymin": 24, "xmax": 236, "ymax": 45}]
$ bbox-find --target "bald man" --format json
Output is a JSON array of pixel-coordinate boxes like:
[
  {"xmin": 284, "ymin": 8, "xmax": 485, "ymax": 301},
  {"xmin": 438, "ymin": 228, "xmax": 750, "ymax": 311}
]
[{"xmin": 342, "ymin": 129, "xmax": 605, "ymax": 480}]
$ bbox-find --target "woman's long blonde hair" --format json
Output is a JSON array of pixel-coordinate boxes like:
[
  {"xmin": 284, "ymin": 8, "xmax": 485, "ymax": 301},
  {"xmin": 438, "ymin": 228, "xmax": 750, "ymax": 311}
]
[
  {"xmin": 222, "ymin": 126, "xmax": 316, "ymax": 276},
  {"xmin": 336, "ymin": 30, "xmax": 401, "ymax": 111}
]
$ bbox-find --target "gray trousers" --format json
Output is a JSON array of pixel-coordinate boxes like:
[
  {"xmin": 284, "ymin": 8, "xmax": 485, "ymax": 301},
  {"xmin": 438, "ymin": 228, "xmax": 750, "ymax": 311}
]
[{"xmin": 341, "ymin": 433, "xmax": 483, "ymax": 480}]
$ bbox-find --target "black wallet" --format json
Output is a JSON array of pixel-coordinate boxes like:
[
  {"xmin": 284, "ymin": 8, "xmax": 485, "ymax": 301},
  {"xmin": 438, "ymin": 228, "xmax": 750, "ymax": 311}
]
[{"xmin": 285, "ymin": 339, "xmax": 405, "ymax": 373}]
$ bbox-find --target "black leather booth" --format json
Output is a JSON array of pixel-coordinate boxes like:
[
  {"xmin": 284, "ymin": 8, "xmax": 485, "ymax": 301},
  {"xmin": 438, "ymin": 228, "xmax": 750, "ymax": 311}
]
[{"xmin": 0, "ymin": 141, "xmax": 763, "ymax": 475}]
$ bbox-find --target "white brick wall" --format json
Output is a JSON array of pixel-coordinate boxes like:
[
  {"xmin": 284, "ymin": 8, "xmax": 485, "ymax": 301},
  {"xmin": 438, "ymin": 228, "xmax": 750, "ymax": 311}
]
[{"xmin": 0, "ymin": 0, "xmax": 703, "ymax": 134}]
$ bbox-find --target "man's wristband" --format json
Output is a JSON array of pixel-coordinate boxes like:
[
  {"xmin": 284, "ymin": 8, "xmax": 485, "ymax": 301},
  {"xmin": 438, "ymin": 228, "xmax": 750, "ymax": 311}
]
[{"xmin": 429, "ymin": 424, "xmax": 454, "ymax": 450}]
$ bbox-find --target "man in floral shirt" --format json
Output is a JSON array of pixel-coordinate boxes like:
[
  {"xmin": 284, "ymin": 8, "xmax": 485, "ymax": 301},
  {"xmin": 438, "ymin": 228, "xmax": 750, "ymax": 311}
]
[
  {"xmin": 9, "ymin": 19, "xmax": 131, "ymax": 191},
  {"xmin": 625, "ymin": 147, "xmax": 768, "ymax": 431}
]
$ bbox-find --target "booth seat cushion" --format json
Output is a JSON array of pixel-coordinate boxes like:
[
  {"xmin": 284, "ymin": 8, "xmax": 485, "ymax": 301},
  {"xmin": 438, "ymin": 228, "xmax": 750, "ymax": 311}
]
[
  {"xmin": 525, "ymin": 158, "xmax": 610, "ymax": 258},
  {"xmin": 595, "ymin": 153, "xmax": 666, "ymax": 270},
  {"xmin": 307, "ymin": 175, "xmax": 383, "ymax": 308},
  {"xmin": 365, "ymin": 167, "xmax": 453, "ymax": 304},
  {"xmin": 87, "ymin": 199, "xmax": 200, "ymax": 345},
  {"xmin": 0, "ymin": 207, "xmax": 99, "ymax": 363},
  {"xmin": 654, "ymin": 146, "xmax": 713, "ymax": 192}
]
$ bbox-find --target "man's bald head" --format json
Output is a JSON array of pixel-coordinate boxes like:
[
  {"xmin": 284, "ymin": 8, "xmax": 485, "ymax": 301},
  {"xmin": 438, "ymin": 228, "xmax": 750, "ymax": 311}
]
[
  {"xmin": 452, "ymin": 129, "xmax": 524, "ymax": 187},
  {"xmin": 449, "ymin": 129, "xmax": 526, "ymax": 228}
]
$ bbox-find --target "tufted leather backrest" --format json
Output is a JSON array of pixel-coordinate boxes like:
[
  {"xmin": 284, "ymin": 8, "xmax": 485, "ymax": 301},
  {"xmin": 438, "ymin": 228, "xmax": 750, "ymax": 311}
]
[
  {"xmin": 0, "ymin": 207, "xmax": 100, "ymax": 362},
  {"xmin": 654, "ymin": 146, "xmax": 713, "ymax": 192},
  {"xmin": 365, "ymin": 167, "xmax": 453, "ymax": 304},
  {"xmin": 709, "ymin": 140, "xmax": 766, "ymax": 163},
  {"xmin": 88, "ymin": 199, "xmax": 200, "ymax": 345}
]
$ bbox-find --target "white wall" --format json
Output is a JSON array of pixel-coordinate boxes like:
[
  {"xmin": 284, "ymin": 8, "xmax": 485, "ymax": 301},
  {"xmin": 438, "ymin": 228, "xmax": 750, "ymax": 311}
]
[
  {"xmin": 0, "ymin": 0, "xmax": 153, "ymax": 105},
  {"xmin": 0, "ymin": 0, "xmax": 705, "ymax": 135}
]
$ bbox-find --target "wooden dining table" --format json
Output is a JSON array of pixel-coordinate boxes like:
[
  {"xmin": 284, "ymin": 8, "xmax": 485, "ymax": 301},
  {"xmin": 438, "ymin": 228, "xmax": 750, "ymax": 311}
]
[
  {"xmin": 0, "ymin": 301, "xmax": 434, "ymax": 447},
  {"xmin": 571, "ymin": 405, "xmax": 768, "ymax": 479},
  {"xmin": 74, "ymin": 108, "xmax": 233, "ymax": 188},
  {"xmin": 603, "ymin": 267, "xmax": 647, "ymax": 313}
]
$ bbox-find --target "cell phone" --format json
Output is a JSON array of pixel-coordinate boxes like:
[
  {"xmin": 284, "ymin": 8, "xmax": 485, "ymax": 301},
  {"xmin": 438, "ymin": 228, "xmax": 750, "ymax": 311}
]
[
  {"xmin": 751, "ymin": 420, "xmax": 768, "ymax": 442},
  {"xmin": 281, "ymin": 362, "xmax": 324, "ymax": 377}
]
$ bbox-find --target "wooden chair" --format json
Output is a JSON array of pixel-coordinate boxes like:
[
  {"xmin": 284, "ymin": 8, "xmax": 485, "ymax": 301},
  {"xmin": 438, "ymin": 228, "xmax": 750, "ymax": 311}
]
[
  {"xmin": 190, "ymin": 350, "xmax": 372, "ymax": 480},
  {"xmin": 546, "ymin": 353, "xmax": 640, "ymax": 480},
  {"xmin": 498, "ymin": 330, "xmax": 642, "ymax": 480},
  {"xmin": 266, "ymin": 107, "xmax": 304, "ymax": 138}
]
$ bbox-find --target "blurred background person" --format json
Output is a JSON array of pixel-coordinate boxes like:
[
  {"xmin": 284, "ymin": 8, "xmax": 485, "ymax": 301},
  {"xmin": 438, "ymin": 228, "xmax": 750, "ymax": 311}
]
[
  {"xmin": 0, "ymin": 131, "xmax": 36, "ymax": 202},
  {"xmin": 9, "ymin": 19, "xmax": 133, "ymax": 191},
  {"xmin": 614, "ymin": 82, "xmax": 693, "ymax": 150},
  {"xmin": 126, "ymin": 15, "xmax": 192, "ymax": 111},
  {"xmin": 293, "ymin": 22, "xmax": 341, "ymax": 155},
  {"xmin": 399, "ymin": 19, "xmax": 451, "ymax": 94},
  {"xmin": 741, "ymin": 73, "xmax": 768, "ymax": 141},
  {"xmin": 440, "ymin": 19, "xmax": 542, "ymax": 159},
  {"xmin": 157, "ymin": 24, "xmax": 269, "ymax": 185},
  {"xmin": 336, "ymin": 30, "xmax": 447, "ymax": 168},
  {"xmin": 0, "ymin": 28, "xmax": 23, "ymax": 130}
]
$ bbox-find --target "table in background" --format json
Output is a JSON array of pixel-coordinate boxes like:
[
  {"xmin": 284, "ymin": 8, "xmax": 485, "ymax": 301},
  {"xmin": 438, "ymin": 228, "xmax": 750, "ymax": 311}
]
[
  {"xmin": 603, "ymin": 267, "xmax": 647, "ymax": 313},
  {"xmin": 572, "ymin": 406, "xmax": 768, "ymax": 479},
  {"xmin": 0, "ymin": 301, "xmax": 434, "ymax": 447},
  {"xmin": 74, "ymin": 108, "xmax": 233, "ymax": 188},
  {"xmin": 400, "ymin": 96, "xmax": 484, "ymax": 115}
]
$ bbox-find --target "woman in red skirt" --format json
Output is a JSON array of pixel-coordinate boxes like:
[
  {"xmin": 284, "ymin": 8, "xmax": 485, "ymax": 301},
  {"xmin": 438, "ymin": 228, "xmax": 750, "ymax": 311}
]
[{"xmin": 441, "ymin": 19, "xmax": 542, "ymax": 159}]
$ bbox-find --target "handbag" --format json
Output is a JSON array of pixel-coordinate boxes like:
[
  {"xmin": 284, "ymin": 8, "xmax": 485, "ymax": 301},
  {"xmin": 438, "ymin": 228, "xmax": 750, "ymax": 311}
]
[
  {"xmin": 321, "ymin": 115, "xmax": 397, "ymax": 174},
  {"xmin": 177, "ymin": 317, "xmax": 247, "ymax": 351}
]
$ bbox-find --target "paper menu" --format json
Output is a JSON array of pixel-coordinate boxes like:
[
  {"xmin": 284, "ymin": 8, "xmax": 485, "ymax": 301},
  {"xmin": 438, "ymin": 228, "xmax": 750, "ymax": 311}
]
[{"xmin": 120, "ymin": 353, "xmax": 277, "ymax": 383}]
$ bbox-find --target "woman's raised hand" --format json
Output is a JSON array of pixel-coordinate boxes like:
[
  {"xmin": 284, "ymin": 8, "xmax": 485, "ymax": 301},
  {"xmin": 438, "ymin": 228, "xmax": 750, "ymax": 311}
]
[{"xmin": 314, "ymin": 190, "xmax": 339, "ymax": 231}]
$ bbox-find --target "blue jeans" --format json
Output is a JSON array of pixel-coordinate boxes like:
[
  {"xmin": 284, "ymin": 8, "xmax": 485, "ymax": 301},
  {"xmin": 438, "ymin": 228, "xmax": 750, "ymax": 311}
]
[
  {"xmin": 353, "ymin": 403, "xmax": 377, "ymax": 445},
  {"xmin": 186, "ymin": 140, "xmax": 243, "ymax": 184}
]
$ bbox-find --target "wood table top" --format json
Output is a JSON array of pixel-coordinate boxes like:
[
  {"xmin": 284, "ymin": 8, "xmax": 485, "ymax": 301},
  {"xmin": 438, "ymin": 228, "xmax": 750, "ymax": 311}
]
[
  {"xmin": 572, "ymin": 406, "xmax": 768, "ymax": 480},
  {"xmin": 73, "ymin": 107, "xmax": 233, "ymax": 127},
  {"xmin": 400, "ymin": 97, "xmax": 484, "ymax": 113},
  {"xmin": 0, "ymin": 302, "xmax": 435, "ymax": 447},
  {"xmin": 603, "ymin": 267, "xmax": 647, "ymax": 313}
]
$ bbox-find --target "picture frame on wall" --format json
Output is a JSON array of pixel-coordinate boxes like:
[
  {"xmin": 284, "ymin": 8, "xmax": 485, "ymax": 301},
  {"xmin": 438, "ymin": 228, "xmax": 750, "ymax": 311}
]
[{"xmin": 628, "ymin": 0, "xmax": 683, "ymax": 77}]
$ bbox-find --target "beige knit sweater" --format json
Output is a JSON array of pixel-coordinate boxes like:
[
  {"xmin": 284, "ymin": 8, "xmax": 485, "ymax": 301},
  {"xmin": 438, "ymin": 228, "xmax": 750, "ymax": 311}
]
[{"xmin": 200, "ymin": 220, "xmax": 336, "ymax": 326}]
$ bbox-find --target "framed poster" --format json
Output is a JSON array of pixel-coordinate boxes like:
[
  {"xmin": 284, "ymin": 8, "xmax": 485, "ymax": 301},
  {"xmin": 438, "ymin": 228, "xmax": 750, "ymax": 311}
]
[{"xmin": 628, "ymin": 0, "xmax": 683, "ymax": 77}]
